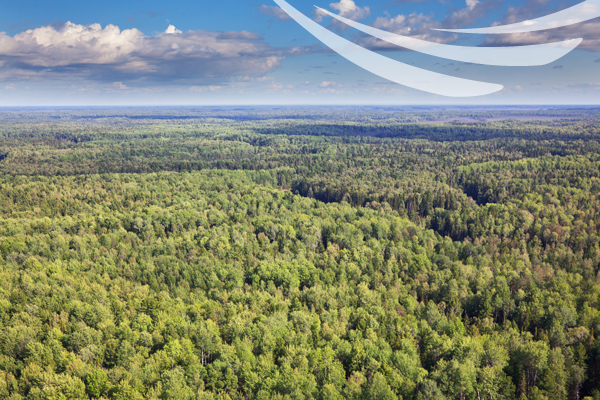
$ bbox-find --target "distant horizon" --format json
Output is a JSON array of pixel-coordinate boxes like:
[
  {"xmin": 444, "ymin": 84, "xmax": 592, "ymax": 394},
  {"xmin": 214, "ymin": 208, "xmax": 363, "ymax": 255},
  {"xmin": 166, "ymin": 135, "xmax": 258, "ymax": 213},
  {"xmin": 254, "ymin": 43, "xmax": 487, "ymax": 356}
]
[{"xmin": 1, "ymin": 104, "xmax": 600, "ymax": 109}]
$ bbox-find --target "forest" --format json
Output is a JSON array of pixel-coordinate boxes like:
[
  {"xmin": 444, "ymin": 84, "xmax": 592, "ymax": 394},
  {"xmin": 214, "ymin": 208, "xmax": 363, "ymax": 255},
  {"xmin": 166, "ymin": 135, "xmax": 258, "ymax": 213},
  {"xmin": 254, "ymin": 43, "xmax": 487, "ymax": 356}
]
[{"xmin": 0, "ymin": 106, "xmax": 599, "ymax": 400}]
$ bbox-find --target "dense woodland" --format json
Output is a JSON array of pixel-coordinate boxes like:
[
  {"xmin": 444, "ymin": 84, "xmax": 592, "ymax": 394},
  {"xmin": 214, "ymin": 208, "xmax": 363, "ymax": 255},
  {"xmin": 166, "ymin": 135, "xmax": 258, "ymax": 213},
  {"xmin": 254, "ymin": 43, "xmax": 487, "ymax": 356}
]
[{"xmin": 1, "ymin": 106, "xmax": 600, "ymax": 400}]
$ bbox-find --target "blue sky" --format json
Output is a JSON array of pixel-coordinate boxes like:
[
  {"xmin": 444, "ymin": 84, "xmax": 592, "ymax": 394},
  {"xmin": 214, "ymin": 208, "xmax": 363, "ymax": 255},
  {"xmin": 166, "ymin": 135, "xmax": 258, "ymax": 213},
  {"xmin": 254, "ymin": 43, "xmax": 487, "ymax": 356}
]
[{"xmin": 1, "ymin": 0, "xmax": 599, "ymax": 105}]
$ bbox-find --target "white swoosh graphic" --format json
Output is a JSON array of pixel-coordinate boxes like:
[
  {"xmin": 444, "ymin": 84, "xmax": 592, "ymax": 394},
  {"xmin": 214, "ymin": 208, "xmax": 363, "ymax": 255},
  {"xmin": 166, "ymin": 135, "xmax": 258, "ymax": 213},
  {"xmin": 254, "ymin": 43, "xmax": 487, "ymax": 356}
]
[
  {"xmin": 317, "ymin": 7, "xmax": 581, "ymax": 66},
  {"xmin": 435, "ymin": 0, "xmax": 600, "ymax": 34},
  {"xmin": 274, "ymin": 0, "xmax": 502, "ymax": 97}
]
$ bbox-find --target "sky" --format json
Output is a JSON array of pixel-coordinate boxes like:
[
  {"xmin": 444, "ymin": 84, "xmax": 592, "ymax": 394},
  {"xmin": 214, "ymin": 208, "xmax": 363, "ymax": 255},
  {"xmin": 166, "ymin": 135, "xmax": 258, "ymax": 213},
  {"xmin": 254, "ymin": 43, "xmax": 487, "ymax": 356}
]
[{"xmin": 1, "ymin": 0, "xmax": 600, "ymax": 105}]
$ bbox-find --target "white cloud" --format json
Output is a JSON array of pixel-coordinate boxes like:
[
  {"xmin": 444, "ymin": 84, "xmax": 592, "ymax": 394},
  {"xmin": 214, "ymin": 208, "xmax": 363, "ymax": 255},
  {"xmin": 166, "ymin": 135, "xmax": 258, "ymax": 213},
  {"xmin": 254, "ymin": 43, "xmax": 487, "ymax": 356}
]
[
  {"xmin": 330, "ymin": 0, "xmax": 370, "ymax": 19},
  {"xmin": 112, "ymin": 81, "xmax": 130, "ymax": 90},
  {"xmin": 358, "ymin": 13, "xmax": 456, "ymax": 49},
  {"xmin": 0, "ymin": 22, "xmax": 141, "ymax": 67},
  {"xmin": 466, "ymin": 0, "xmax": 479, "ymax": 10},
  {"xmin": 356, "ymin": 0, "xmax": 497, "ymax": 50},
  {"xmin": 189, "ymin": 85, "xmax": 222, "ymax": 92},
  {"xmin": 0, "ymin": 22, "xmax": 290, "ymax": 85},
  {"xmin": 482, "ymin": 20, "xmax": 600, "ymax": 52},
  {"xmin": 164, "ymin": 25, "xmax": 182, "ymax": 34},
  {"xmin": 315, "ymin": 0, "xmax": 370, "ymax": 26}
]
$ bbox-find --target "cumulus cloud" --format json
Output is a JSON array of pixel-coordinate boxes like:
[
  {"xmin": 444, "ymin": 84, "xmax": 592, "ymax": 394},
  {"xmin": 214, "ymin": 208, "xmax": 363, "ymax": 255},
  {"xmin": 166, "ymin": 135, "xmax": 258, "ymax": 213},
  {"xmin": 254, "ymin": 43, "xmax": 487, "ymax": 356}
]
[
  {"xmin": 112, "ymin": 82, "xmax": 130, "ymax": 90},
  {"xmin": 433, "ymin": 0, "xmax": 600, "ymax": 51},
  {"xmin": 497, "ymin": 0, "xmax": 570, "ymax": 27},
  {"xmin": 319, "ymin": 81, "xmax": 340, "ymax": 87},
  {"xmin": 465, "ymin": 0, "xmax": 479, "ymax": 11},
  {"xmin": 356, "ymin": 13, "xmax": 455, "ymax": 49},
  {"xmin": 440, "ymin": 0, "xmax": 500, "ymax": 30},
  {"xmin": 330, "ymin": 0, "xmax": 370, "ymax": 20},
  {"xmin": 258, "ymin": 5, "xmax": 291, "ymax": 21},
  {"xmin": 256, "ymin": 76, "xmax": 275, "ymax": 81},
  {"xmin": 0, "ymin": 21, "xmax": 292, "ymax": 85},
  {"xmin": 464, "ymin": 0, "xmax": 600, "ymax": 49},
  {"xmin": 164, "ymin": 25, "xmax": 182, "ymax": 34},
  {"xmin": 189, "ymin": 85, "xmax": 222, "ymax": 92},
  {"xmin": 356, "ymin": 0, "xmax": 498, "ymax": 50},
  {"xmin": 315, "ymin": 0, "xmax": 370, "ymax": 29},
  {"xmin": 482, "ymin": 20, "xmax": 600, "ymax": 51},
  {"xmin": 0, "ymin": 22, "xmax": 141, "ymax": 67}
]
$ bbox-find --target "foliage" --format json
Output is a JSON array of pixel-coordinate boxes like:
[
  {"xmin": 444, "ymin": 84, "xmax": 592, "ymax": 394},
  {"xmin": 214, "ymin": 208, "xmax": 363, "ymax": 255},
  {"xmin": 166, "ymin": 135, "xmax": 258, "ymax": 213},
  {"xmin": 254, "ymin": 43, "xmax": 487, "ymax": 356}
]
[{"xmin": 1, "ymin": 107, "xmax": 600, "ymax": 399}]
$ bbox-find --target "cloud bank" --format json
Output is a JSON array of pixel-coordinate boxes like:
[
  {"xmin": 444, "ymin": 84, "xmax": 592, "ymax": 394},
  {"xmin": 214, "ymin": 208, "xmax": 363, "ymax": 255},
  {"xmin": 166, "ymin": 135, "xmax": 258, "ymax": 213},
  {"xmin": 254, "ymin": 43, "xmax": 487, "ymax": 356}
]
[
  {"xmin": 0, "ymin": 22, "xmax": 288, "ymax": 85},
  {"xmin": 482, "ymin": 20, "xmax": 600, "ymax": 52},
  {"xmin": 355, "ymin": 0, "xmax": 500, "ymax": 49}
]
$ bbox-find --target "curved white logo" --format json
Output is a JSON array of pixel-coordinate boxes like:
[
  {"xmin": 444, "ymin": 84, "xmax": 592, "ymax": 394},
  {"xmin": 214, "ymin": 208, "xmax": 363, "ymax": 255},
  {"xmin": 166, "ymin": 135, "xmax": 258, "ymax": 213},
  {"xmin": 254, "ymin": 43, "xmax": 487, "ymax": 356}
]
[
  {"xmin": 274, "ymin": 0, "xmax": 586, "ymax": 97},
  {"xmin": 436, "ymin": 0, "xmax": 600, "ymax": 33}
]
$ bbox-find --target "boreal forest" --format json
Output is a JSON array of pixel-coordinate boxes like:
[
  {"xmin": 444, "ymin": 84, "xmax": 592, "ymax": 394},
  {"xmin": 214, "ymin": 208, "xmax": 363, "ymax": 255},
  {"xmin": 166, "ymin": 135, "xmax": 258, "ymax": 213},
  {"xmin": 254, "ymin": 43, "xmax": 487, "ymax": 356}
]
[{"xmin": 1, "ymin": 106, "xmax": 600, "ymax": 400}]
